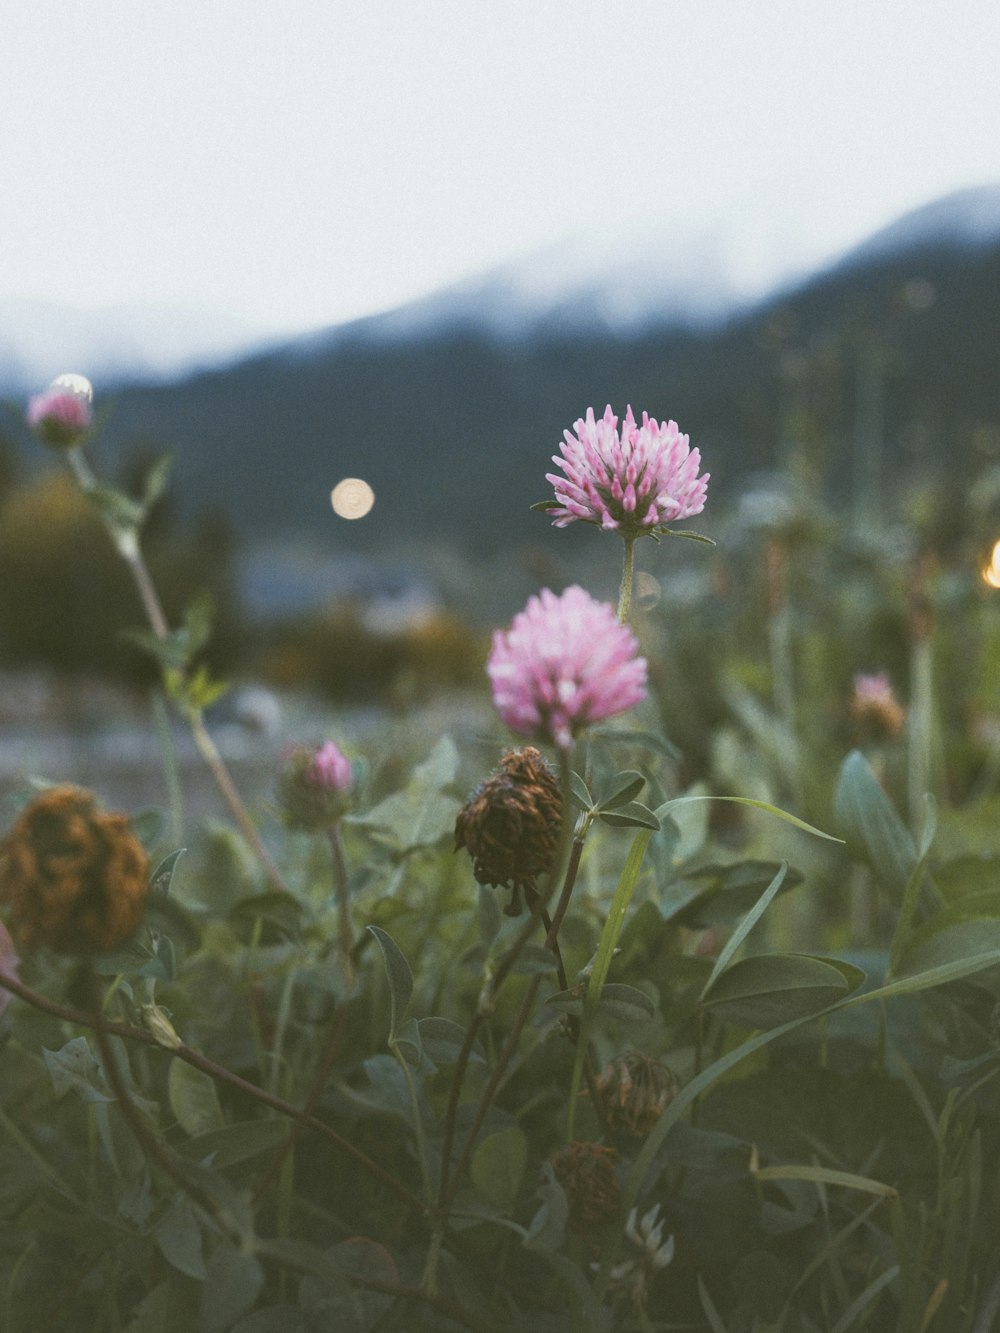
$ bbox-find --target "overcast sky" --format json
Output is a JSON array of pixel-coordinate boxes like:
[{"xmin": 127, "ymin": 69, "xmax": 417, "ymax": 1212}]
[{"xmin": 4, "ymin": 1, "xmax": 1000, "ymax": 339}]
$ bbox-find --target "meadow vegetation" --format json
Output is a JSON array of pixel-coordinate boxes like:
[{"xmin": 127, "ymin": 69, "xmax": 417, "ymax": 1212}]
[{"xmin": 3, "ymin": 383, "xmax": 1000, "ymax": 1333}]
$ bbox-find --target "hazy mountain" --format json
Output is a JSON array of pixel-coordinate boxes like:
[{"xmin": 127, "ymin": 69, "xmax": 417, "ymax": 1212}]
[
  {"xmin": 5, "ymin": 186, "xmax": 1000, "ymax": 577},
  {"xmin": 0, "ymin": 298, "xmax": 274, "ymax": 394}
]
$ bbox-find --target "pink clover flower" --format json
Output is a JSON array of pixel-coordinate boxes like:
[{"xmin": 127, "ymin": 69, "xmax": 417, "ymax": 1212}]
[
  {"xmin": 488, "ymin": 585, "xmax": 647, "ymax": 749},
  {"xmin": 546, "ymin": 404, "xmax": 708, "ymax": 536}
]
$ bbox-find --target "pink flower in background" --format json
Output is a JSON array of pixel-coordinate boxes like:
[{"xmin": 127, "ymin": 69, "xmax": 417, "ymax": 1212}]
[
  {"xmin": 26, "ymin": 387, "xmax": 93, "ymax": 448},
  {"xmin": 850, "ymin": 671, "xmax": 905, "ymax": 739},
  {"xmin": 278, "ymin": 740, "xmax": 353, "ymax": 829},
  {"xmin": 487, "ymin": 585, "xmax": 647, "ymax": 749},
  {"xmin": 546, "ymin": 404, "xmax": 708, "ymax": 536}
]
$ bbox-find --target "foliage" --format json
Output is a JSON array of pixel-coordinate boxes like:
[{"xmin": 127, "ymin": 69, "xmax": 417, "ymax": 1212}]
[{"xmin": 5, "ymin": 375, "xmax": 1000, "ymax": 1333}]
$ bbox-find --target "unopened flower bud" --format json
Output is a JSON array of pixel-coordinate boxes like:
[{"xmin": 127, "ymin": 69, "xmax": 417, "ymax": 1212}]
[
  {"xmin": 0, "ymin": 786, "xmax": 149, "ymax": 954},
  {"xmin": 26, "ymin": 376, "xmax": 94, "ymax": 448},
  {"xmin": 454, "ymin": 747, "xmax": 562, "ymax": 915},
  {"xmin": 278, "ymin": 741, "xmax": 353, "ymax": 830}
]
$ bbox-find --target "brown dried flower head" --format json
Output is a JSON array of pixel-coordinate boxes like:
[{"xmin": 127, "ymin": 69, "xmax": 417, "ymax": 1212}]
[
  {"xmin": 595, "ymin": 1051, "xmax": 679, "ymax": 1137},
  {"xmin": 454, "ymin": 747, "xmax": 562, "ymax": 914},
  {"xmin": 0, "ymin": 786, "xmax": 149, "ymax": 954},
  {"xmin": 551, "ymin": 1140, "xmax": 621, "ymax": 1230}
]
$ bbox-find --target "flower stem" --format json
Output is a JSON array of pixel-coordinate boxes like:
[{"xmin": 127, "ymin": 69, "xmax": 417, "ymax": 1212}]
[
  {"xmin": 65, "ymin": 444, "xmax": 289, "ymax": 894},
  {"xmin": 0, "ymin": 969, "xmax": 426, "ymax": 1218},
  {"xmin": 327, "ymin": 822, "xmax": 356, "ymax": 991},
  {"xmin": 440, "ymin": 833, "xmax": 586, "ymax": 1215},
  {"xmin": 617, "ymin": 536, "xmax": 636, "ymax": 623}
]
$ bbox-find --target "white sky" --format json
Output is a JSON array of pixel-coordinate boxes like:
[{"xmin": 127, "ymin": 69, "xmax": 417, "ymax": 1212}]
[{"xmin": 4, "ymin": 1, "xmax": 1000, "ymax": 339}]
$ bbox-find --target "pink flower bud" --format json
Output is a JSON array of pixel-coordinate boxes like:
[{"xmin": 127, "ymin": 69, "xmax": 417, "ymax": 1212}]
[
  {"xmin": 278, "ymin": 741, "xmax": 353, "ymax": 829},
  {"xmin": 26, "ymin": 384, "xmax": 93, "ymax": 448}
]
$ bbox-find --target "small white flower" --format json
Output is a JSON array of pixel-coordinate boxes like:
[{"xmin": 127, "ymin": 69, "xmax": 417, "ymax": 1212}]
[{"xmin": 625, "ymin": 1203, "xmax": 675, "ymax": 1269}]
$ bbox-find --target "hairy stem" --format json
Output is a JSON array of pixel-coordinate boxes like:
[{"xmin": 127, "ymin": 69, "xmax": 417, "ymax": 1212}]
[{"xmin": 617, "ymin": 535, "xmax": 636, "ymax": 623}]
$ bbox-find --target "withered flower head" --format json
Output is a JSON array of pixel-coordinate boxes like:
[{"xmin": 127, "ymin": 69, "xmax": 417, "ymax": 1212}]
[
  {"xmin": 551, "ymin": 1140, "xmax": 621, "ymax": 1230},
  {"xmin": 595, "ymin": 1051, "xmax": 679, "ymax": 1137},
  {"xmin": 0, "ymin": 786, "xmax": 149, "ymax": 954},
  {"xmin": 454, "ymin": 747, "xmax": 562, "ymax": 914}
]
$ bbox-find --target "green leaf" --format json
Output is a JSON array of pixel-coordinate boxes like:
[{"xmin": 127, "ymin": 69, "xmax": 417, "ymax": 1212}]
[
  {"xmin": 595, "ymin": 982, "xmax": 656, "ymax": 1022},
  {"xmin": 597, "ymin": 770, "xmax": 646, "ymax": 811},
  {"xmin": 228, "ymin": 892, "xmax": 305, "ymax": 944},
  {"xmin": 700, "ymin": 862, "xmax": 788, "ymax": 999},
  {"xmin": 201, "ymin": 1242, "xmax": 264, "ymax": 1333},
  {"xmin": 470, "ymin": 1126, "xmax": 528, "ymax": 1211},
  {"xmin": 155, "ymin": 1199, "xmax": 206, "ymax": 1279},
  {"xmin": 417, "ymin": 1016, "xmax": 483, "ymax": 1065},
  {"xmin": 89, "ymin": 485, "xmax": 145, "ymax": 530},
  {"xmin": 367, "ymin": 925, "xmax": 413, "ymax": 1041},
  {"xmin": 351, "ymin": 735, "xmax": 459, "ymax": 850},
  {"xmin": 524, "ymin": 1161, "xmax": 569, "ymax": 1253},
  {"xmin": 702, "ymin": 953, "xmax": 858, "ymax": 1029},
  {"xmin": 566, "ymin": 829, "xmax": 654, "ymax": 1139},
  {"xmin": 508, "ymin": 944, "xmax": 560, "ymax": 974},
  {"xmin": 569, "ymin": 770, "xmax": 595, "ymax": 811},
  {"xmin": 751, "ymin": 1162, "xmax": 898, "ymax": 1201},
  {"xmin": 657, "ymin": 526, "xmax": 716, "ymax": 545},
  {"xmin": 530, "ymin": 500, "xmax": 559, "ymax": 513},
  {"xmin": 833, "ymin": 749, "xmax": 916, "ymax": 893},
  {"xmin": 547, "ymin": 981, "xmax": 655, "ymax": 1022},
  {"xmin": 598, "ymin": 800, "xmax": 660, "ymax": 830},
  {"xmin": 168, "ymin": 1058, "xmax": 225, "ymax": 1136},
  {"xmin": 43, "ymin": 1036, "xmax": 112, "ymax": 1103},
  {"xmin": 150, "ymin": 848, "xmax": 186, "ymax": 896},
  {"xmin": 139, "ymin": 452, "xmax": 174, "ymax": 518},
  {"xmin": 657, "ymin": 793, "xmax": 844, "ymax": 843},
  {"xmin": 176, "ymin": 1118, "xmax": 289, "ymax": 1168},
  {"xmin": 894, "ymin": 909, "xmax": 1000, "ymax": 981}
]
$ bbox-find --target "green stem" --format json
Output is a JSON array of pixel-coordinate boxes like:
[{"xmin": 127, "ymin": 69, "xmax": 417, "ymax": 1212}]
[
  {"xmin": 65, "ymin": 443, "xmax": 288, "ymax": 895},
  {"xmin": 617, "ymin": 536, "xmax": 636, "ymax": 623},
  {"xmin": 0, "ymin": 969, "xmax": 426, "ymax": 1219},
  {"xmin": 440, "ymin": 834, "xmax": 585, "ymax": 1215},
  {"xmin": 327, "ymin": 822, "xmax": 356, "ymax": 991}
]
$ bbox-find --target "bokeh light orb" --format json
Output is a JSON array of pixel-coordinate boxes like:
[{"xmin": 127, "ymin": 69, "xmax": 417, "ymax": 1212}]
[{"xmin": 331, "ymin": 477, "xmax": 375, "ymax": 520}]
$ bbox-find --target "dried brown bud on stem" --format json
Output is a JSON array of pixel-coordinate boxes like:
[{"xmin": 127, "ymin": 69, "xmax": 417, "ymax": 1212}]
[
  {"xmin": 454, "ymin": 747, "xmax": 562, "ymax": 915},
  {"xmin": 594, "ymin": 1051, "xmax": 679, "ymax": 1137},
  {"xmin": 551, "ymin": 1140, "xmax": 621, "ymax": 1230}
]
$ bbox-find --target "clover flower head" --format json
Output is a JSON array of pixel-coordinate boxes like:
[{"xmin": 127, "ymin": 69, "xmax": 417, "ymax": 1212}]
[
  {"xmin": 625, "ymin": 1203, "xmax": 675, "ymax": 1270},
  {"xmin": 0, "ymin": 786, "xmax": 149, "ymax": 954},
  {"xmin": 26, "ymin": 378, "xmax": 94, "ymax": 448},
  {"xmin": 278, "ymin": 741, "xmax": 353, "ymax": 830},
  {"xmin": 487, "ymin": 585, "xmax": 647, "ymax": 749},
  {"xmin": 546, "ymin": 404, "xmax": 709, "ymax": 537}
]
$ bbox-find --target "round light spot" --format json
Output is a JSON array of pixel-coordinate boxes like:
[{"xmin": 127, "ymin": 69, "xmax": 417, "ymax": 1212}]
[
  {"xmin": 50, "ymin": 372, "xmax": 94, "ymax": 403},
  {"xmin": 331, "ymin": 477, "xmax": 375, "ymax": 519}
]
